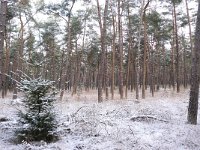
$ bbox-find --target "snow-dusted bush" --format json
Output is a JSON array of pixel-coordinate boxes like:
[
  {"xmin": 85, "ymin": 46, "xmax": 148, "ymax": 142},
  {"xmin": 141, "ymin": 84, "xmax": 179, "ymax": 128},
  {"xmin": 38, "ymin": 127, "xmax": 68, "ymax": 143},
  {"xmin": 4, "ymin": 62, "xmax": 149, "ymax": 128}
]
[{"xmin": 16, "ymin": 77, "xmax": 58, "ymax": 143}]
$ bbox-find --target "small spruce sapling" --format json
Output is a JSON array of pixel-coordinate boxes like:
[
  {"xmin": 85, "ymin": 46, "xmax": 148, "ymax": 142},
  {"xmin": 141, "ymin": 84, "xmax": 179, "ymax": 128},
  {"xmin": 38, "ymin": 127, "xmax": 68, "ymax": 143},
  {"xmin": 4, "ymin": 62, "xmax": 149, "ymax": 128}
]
[{"xmin": 16, "ymin": 77, "xmax": 58, "ymax": 143}]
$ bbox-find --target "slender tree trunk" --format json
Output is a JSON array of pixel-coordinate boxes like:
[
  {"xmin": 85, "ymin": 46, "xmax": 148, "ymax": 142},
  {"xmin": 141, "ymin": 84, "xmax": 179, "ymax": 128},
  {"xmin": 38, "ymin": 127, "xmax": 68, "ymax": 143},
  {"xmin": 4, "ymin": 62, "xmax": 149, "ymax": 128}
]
[
  {"xmin": 182, "ymin": 35, "xmax": 187, "ymax": 88},
  {"xmin": 51, "ymin": 43, "xmax": 55, "ymax": 82},
  {"xmin": 0, "ymin": 0, "xmax": 7, "ymax": 98},
  {"xmin": 187, "ymin": 0, "xmax": 200, "ymax": 125},
  {"xmin": 18, "ymin": 12, "xmax": 24, "ymax": 76},
  {"xmin": 162, "ymin": 44, "xmax": 167, "ymax": 89},
  {"xmin": 185, "ymin": 0, "xmax": 193, "ymax": 53},
  {"xmin": 156, "ymin": 42, "xmax": 161, "ymax": 91},
  {"xmin": 12, "ymin": 12, "xmax": 24, "ymax": 99},
  {"xmin": 96, "ymin": 0, "xmax": 109, "ymax": 102},
  {"xmin": 3, "ymin": 37, "xmax": 9, "ymax": 96},
  {"xmin": 173, "ymin": 2, "xmax": 180, "ymax": 93},
  {"xmin": 118, "ymin": 0, "xmax": 124, "ymax": 99},
  {"xmin": 149, "ymin": 37, "xmax": 155, "ymax": 97},
  {"xmin": 171, "ymin": 10, "xmax": 176, "ymax": 90},
  {"xmin": 111, "ymin": 14, "xmax": 116, "ymax": 100},
  {"xmin": 105, "ymin": 47, "xmax": 109, "ymax": 100},
  {"xmin": 72, "ymin": 41, "xmax": 79, "ymax": 96},
  {"xmin": 60, "ymin": 1, "xmax": 75, "ymax": 100},
  {"xmin": 142, "ymin": 0, "xmax": 150, "ymax": 99},
  {"xmin": 136, "ymin": 0, "xmax": 145, "ymax": 100},
  {"xmin": 125, "ymin": 4, "xmax": 132, "ymax": 99},
  {"xmin": 126, "ymin": 42, "xmax": 131, "ymax": 99}
]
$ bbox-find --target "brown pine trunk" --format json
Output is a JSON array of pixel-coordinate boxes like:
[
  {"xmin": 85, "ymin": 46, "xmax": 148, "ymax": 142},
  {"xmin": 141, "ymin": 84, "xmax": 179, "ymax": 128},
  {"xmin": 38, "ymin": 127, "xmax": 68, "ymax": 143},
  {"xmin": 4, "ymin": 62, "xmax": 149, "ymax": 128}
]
[
  {"xmin": 3, "ymin": 39, "xmax": 10, "ymax": 96},
  {"xmin": 118, "ymin": 0, "xmax": 124, "ymax": 99},
  {"xmin": 111, "ymin": 14, "xmax": 116, "ymax": 100},
  {"xmin": 171, "ymin": 10, "xmax": 176, "ymax": 90},
  {"xmin": 51, "ymin": 43, "xmax": 55, "ymax": 82},
  {"xmin": 105, "ymin": 47, "xmax": 109, "ymax": 100},
  {"xmin": 182, "ymin": 35, "xmax": 187, "ymax": 88},
  {"xmin": 72, "ymin": 41, "xmax": 79, "ymax": 96},
  {"xmin": 96, "ymin": 0, "xmax": 109, "ymax": 103},
  {"xmin": 135, "ymin": 0, "xmax": 145, "ymax": 100},
  {"xmin": 185, "ymin": 0, "xmax": 193, "ymax": 53},
  {"xmin": 0, "ymin": 0, "xmax": 7, "ymax": 98},
  {"xmin": 172, "ymin": 2, "xmax": 180, "ymax": 93},
  {"xmin": 149, "ymin": 37, "xmax": 155, "ymax": 97},
  {"xmin": 187, "ymin": 0, "xmax": 200, "ymax": 125},
  {"xmin": 60, "ymin": 1, "xmax": 75, "ymax": 100},
  {"xmin": 125, "ymin": 5, "xmax": 132, "ymax": 99},
  {"xmin": 12, "ymin": 11, "xmax": 24, "ymax": 99},
  {"xmin": 162, "ymin": 44, "xmax": 167, "ymax": 89},
  {"xmin": 142, "ymin": 0, "xmax": 150, "ymax": 99},
  {"xmin": 156, "ymin": 42, "xmax": 161, "ymax": 91}
]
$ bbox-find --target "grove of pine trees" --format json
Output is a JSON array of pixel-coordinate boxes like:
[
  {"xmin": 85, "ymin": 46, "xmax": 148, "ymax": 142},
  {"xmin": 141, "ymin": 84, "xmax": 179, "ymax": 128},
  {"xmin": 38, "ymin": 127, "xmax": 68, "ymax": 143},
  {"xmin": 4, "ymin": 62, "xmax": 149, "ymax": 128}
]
[{"xmin": 0, "ymin": 0, "xmax": 200, "ymax": 124}]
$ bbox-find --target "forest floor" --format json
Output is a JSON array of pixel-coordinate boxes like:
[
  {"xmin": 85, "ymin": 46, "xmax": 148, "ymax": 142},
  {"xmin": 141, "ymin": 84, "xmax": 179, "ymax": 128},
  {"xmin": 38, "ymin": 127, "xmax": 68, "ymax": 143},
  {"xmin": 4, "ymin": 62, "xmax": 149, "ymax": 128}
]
[{"xmin": 1, "ymin": 88, "xmax": 200, "ymax": 150}]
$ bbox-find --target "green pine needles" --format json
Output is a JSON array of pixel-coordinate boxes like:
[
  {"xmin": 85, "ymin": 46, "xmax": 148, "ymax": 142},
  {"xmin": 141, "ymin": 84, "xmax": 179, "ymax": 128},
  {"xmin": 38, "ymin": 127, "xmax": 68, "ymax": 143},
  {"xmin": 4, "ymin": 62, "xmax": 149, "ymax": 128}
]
[{"xmin": 16, "ymin": 77, "xmax": 58, "ymax": 143}]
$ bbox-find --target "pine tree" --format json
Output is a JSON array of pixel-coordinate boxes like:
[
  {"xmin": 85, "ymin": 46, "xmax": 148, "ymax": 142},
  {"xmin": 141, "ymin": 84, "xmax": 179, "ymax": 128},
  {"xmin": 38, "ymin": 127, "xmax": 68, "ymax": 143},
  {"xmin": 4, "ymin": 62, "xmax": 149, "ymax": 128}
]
[
  {"xmin": 187, "ymin": 0, "xmax": 200, "ymax": 125},
  {"xmin": 16, "ymin": 77, "xmax": 58, "ymax": 143}
]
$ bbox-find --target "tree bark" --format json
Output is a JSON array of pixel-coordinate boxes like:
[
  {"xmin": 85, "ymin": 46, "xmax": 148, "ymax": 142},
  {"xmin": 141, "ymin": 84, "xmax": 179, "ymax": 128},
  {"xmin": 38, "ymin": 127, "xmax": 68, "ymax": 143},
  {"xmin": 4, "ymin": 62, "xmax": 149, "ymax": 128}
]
[
  {"xmin": 111, "ymin": 13, "xmax": 116, "ymax": 100},
  {"xmin": 142, "ymin": 0, "xmax": 151, "ymax": 99},
  {"xmin": 125, "ymin": 4, "xmax": 132, "ymax": 99},
  {"xmin": 171, "ymin": 9, "xmax": 176, "ymax": 90},
  {"xmin": 96, "ymin": 0, "xmax": 109, "ymax": 102},
  {"xmin": 60, "ymin": 1, "xmax": 75, "ymax": 100},
  {"xmin": 118, "ymin": 0, "xmax": 124, "ymax": 99},
  {"xmin": 0, "ymin": 0, "xmax": 7, "ymax": 98},
  {"xmin": 172, "ymin": 2, "xmax": 180, "ymax": 93},
  {"xmin": 185, "ymin": 0, "xmax": 193, "ymax": 53},
  {"xmin": 187, "ymin": 0, "xmax": 200, "ymax": 125}
]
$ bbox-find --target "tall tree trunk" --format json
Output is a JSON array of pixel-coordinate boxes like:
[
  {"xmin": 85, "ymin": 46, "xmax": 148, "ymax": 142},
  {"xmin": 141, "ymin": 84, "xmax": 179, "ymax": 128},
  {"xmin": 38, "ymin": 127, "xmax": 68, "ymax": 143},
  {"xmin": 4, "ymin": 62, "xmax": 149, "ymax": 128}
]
[
  {"xmin": 72, "ymin": 41, "xmax": 79, "ymax": 96},
  {"xmin": 0, "ymin": 0, "xmax": 7, "ymax": 98},
  {"xmin": 105, "ymin": 47, "xmax": 109, "ymax": 100},
  {"xmin": 125, "ymin": 4, "xmax": 132, "ymax": 99},
  {"xmin": 97, "ymin": 0, "xmax": 109, "ymax": 103},
  {"xmin": 3, "ymin": 36, "xmax": 10, "ymax": 96},
  {"xmin": 51, "ymin": 42, "xmax": 55, "ymax": 82},
  {"xmin": 142, "ymin": 0, "xmax": 150, "ymax": 99},
  {"xmin": 171, "ymin": 10, "xmax": 176, "ymax": 90},
  {"xmin": 60, "ymin": 1, "xmax": 75, "ymax": 100},
  {"xmin": 187, "ymin": 0, "xmax": 200, "ymax": 125},
  {"xmin": 118, "ymin": 0, "xmax": 124, "ymax": 99},
  {"xmin": 149, "ymin": 37, "xmax": 155, "ymax": 97},
  {"xmin": 185, "ymin": 0, "xmax": 193, "ymax": 53},
  {"xmin": 172, "ymin": 2, "xmax": 180, "ymax": 93},
  {"xmin": 162, "ymin": 44, "xmax": 167, "ymax": 89},
  {"xmin": 135, "ymin": 0, "xmax": 145, "ymax": 100},
  {"xmin": 111, "ymin": 14, "xmax": 116, "ymax": 100},
  {"xmin": 13, "ymin": 11, "xmax": 24, "ymax": 99},
  {"xmin": 182, "ymin": 35, "xmax": 187, "ymax": 88}
]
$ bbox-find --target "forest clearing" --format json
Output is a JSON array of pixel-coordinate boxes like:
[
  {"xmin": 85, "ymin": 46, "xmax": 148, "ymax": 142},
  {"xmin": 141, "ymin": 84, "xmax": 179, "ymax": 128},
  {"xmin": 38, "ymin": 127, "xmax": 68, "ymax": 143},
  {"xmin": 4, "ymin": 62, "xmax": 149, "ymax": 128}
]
[
  {"xmin": 1, "ymin": 0, "xmax": 200, "ymax": 149},
  {"xmin": 1, "ymin": 88, "xmax": 200, "ymax": 150}
]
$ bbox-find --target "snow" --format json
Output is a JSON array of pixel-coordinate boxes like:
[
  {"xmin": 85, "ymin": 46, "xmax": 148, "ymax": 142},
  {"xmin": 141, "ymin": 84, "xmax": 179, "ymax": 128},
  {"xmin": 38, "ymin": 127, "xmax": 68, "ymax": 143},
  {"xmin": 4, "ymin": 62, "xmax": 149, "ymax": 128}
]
[{"xmin": 1, "ymin": 88, "xmax": 200, "ymax": 150}]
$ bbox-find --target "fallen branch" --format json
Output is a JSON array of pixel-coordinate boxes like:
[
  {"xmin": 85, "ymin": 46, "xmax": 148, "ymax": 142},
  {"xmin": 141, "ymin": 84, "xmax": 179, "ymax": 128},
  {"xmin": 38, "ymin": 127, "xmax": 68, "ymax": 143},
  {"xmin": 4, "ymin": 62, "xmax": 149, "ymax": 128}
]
[
  {"xmin": 0, "ymin": 116, "xmax": 9, "ymax": 122},
  {"xmin": 71, "ymin": 106, "xmax": 88, "ymax": 117},
  {"xmin": 130, "ymin": 115, "xmax": 169, "ymax": 123}
]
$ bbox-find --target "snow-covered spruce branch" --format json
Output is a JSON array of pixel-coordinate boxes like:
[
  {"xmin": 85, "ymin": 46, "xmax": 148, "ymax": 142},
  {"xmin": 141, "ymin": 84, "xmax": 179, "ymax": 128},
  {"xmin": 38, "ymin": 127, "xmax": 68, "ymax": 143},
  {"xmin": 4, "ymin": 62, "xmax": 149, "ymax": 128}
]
[{"xmin": 16, "ymin": 70, "xmax": 32, "ymax": 80}]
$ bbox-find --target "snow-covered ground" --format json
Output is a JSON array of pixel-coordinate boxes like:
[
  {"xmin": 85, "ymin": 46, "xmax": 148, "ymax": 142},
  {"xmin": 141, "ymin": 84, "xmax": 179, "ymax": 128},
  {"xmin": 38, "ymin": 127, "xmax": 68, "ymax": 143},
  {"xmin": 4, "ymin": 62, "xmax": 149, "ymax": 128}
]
[{"xmin": 1, "ymin": 88, "xmax": 200, "ymax": 150}]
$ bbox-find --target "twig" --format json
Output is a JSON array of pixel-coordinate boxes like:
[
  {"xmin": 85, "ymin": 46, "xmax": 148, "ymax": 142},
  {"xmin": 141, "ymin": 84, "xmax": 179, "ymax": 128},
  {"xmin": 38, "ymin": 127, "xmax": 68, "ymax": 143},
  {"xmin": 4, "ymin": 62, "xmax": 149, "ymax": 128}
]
[
  {"xmin": 128, "ymin": 125, "xmax": 135, "ymax": 136},
  {"xmin": 71, "ymin": 106, "xmax": 88, "ymax": 117}
]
